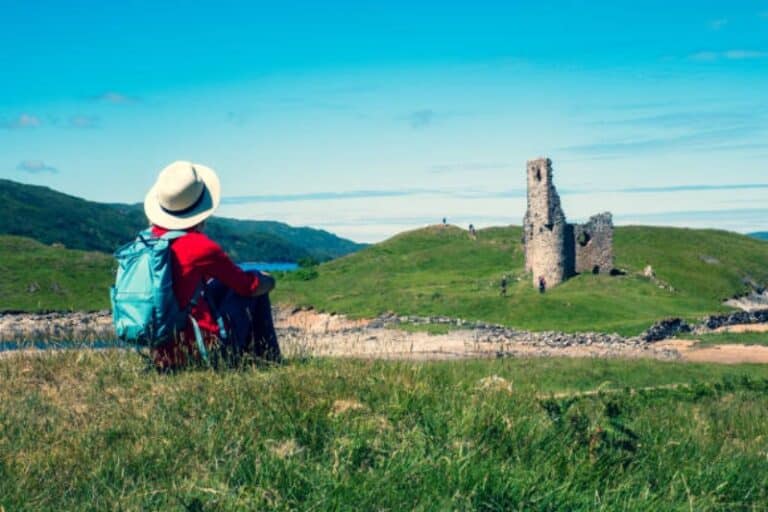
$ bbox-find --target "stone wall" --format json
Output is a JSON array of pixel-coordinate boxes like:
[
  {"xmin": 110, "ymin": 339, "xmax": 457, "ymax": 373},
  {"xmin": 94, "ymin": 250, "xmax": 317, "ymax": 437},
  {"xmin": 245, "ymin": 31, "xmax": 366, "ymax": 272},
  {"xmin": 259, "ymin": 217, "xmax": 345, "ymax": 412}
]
[
  {"xmin": 523, "ymin": 158, "xmax": 568, "ymax": 287},
  {"xmin": 573, "ymin": 212, "xmax": 614, "ymax": 274}
]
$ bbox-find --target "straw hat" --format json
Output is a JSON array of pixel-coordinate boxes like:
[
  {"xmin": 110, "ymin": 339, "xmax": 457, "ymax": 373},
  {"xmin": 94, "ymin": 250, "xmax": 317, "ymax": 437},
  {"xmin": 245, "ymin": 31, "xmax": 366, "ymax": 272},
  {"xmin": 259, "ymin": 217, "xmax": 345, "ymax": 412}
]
[{"xmin": 144, "ymin": 161, "xmax": 221, "ymax": 230}]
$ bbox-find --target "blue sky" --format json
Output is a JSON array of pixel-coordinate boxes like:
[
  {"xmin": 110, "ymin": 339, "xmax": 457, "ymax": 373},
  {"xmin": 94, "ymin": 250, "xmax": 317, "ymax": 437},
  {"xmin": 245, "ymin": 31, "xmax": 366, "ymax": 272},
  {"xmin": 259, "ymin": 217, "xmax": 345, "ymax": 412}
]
[{"xmin": 1, "ymin": 0, "xmax": 766, "ymax": 241}]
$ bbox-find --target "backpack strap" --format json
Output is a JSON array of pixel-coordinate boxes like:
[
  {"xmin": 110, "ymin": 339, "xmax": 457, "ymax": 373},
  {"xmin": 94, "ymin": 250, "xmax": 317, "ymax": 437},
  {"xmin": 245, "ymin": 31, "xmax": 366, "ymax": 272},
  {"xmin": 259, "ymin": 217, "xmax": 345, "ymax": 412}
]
[
  {"xmin": 204, "ymin": 292, "xmax": 229, "ymax": 343},
  {"xmin": 185, "ymin": 281, "xmax": 210, "ymax": 366},
  {"xmin": 156, "ymin": 229, "xmax": 211, "ymax": 366},
  {"xmin": 161, "ymin": 230, "xmax": 189, "ymax": 241},
  {"xmin": 187, "ymin": 315, "xmax": 209, "ymax": 365}
]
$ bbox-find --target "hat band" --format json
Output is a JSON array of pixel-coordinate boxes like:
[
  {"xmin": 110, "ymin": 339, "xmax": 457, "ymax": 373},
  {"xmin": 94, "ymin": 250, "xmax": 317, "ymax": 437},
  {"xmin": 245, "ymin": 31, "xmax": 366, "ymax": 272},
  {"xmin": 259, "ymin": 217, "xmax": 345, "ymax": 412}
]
[{"xmin": 160, "ymin": 188, "xmax": 206, "ymax": 216}]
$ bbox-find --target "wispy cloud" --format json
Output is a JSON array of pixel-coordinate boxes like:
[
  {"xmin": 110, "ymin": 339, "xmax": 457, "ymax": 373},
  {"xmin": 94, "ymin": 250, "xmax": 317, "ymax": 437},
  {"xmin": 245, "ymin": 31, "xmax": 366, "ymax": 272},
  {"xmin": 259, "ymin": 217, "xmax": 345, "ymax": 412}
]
[
  {"xmin": 690, "ymin": 50, "xmax": 768, "ymax": 61},
  {"xmin": 562, "ymin": 125, "xmax": 761, "ymax": 156},
  {"xmin": 90, "ymin": 91, "xmax": 140, "ymax": 104},
  {"xmin": 277, "ymin": 96, "xmax": 352, "ymax": 112},
  {"xmin": 1, "ymin": 113, "xmax": 41, "ymax": 130},
  {"xmin": 402, "ymin": 109, "xmax": 435, "ymax": 129},
  {"xmin": 621, "ymin": 183, "xmax": 768, "ymax": 193},
  {"xmin": 614, "ymin": 208, "xmax": 768, "ymax": 233},
  {"xmin": 697, "ymin": 142, "xmax": 768, "ymax": 152},
  {"xmin": 68, "ymin": 115, "xmax": 99, "ymax": 129},
  {"xmin": 226, "ymin": 111, "xmax": 249, "ymax": 126},
  {"xmin": 710, "ymin": 18, "xmax": 728, "ymax": 30},
  {"xmin": 595, "ymin": 110, "xmax": 754, "ymax": 128},
  {"xmin": 223, "ymin": 189, "xmax": 437, "ymax": 204},
  {"xmin": 429, "ymin": 162, "xmax": 515, "ymax": 173},
  {"xmin": 16, "ymin": 160, "xmax": 59, "ymax": 174}
]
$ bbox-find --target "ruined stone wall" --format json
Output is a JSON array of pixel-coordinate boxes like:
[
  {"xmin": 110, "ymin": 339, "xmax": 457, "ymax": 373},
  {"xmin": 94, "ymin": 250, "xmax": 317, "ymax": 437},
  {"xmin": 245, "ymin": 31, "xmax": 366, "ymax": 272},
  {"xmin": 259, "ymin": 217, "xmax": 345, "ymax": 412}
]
[
  {"xmin": 523, "ymin": 158, "xmax": 568, "ymax": 287},
  {"xmin": 573, "ymin": 213, "xmax": 614, "ymax": 275}
]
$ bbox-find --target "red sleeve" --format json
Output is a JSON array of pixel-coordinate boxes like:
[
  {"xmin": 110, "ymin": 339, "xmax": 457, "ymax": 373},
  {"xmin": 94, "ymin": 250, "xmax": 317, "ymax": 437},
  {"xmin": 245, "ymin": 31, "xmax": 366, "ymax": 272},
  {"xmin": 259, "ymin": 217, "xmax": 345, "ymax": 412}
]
[{"xmin": 185, "ymin": 233, "xmax": 260, "ymax": 296}]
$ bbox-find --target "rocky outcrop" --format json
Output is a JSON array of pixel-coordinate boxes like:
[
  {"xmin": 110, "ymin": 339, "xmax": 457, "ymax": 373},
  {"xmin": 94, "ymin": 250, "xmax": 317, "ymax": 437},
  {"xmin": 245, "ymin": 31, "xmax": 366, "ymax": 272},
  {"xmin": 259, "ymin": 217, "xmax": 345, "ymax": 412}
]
[
  {"xmin": 701, "ymin": 310, "xmax": 768, "ymax": 331},
  {"xmin": 724, "ymin": 291, "xmax": 768, "ymax": 312},
  {"xmin": 642, "ymin": 318, "xmax": 692, "ymax": 342},
  {"xmin": 0, "ymin": 311, "xmax": 113, "ymax": 342}
]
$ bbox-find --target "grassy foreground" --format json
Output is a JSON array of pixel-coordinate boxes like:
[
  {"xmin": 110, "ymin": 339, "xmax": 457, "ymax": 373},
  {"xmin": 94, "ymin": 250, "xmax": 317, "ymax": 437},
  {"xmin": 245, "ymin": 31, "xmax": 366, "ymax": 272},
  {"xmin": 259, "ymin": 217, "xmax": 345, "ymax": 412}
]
[
  {"xmin": 1, "ymin": 353, "xmax": 768, "ymax": 510},
  {"xmin": 277, "ymin": 225, "xmax": 768, "ymax": 335}
]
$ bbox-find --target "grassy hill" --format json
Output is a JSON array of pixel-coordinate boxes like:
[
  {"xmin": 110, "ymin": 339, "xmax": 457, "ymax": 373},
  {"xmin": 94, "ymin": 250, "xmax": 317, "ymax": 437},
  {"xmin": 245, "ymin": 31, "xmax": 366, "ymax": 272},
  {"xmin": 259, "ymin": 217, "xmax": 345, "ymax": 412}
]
[
  {"xmin": 4, "ymin": 225, "xmax": 768, "ymax": 329},
  {"xmin": 276, "ymin": 225, "xmax": 768, "ymax": 335},
  {"xmin": 0, "ymin": 236, "xmax": 113, "ymax": 311},
  {"xmin": 0, "ymin": 179, "xmax": 364, "ymax": 262}
]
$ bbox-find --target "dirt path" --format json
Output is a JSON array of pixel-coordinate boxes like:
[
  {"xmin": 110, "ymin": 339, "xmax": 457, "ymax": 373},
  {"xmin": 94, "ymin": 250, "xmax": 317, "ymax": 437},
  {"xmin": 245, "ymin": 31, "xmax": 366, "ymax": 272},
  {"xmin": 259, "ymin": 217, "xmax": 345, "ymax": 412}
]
[
  {"xmin": 278, "ymin": 328, "xmax": 668, "ymax": 361},
  {"xmin": 655, "ymin": 338, "xmax": 768, "ymax": 364},
  {"xmin": 714, "ymin": 323, "xmax": 768, "ymax": 334}
]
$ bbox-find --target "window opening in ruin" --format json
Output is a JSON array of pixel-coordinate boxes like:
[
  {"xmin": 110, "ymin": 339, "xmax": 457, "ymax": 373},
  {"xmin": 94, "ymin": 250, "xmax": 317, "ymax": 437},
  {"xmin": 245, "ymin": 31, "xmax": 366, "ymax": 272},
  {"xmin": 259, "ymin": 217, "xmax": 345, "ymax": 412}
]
[
  {"xmin": 592, "ymin": 265, "xmax": 600, "ymax": 274},
  {"xmin": 535, "ymin": 169, "xmax": 541, "ymax": 182},
  {"xmin": 577, "ymin": 231, "xmax": 591, "ymax": 247},
  {"xmin": 544, "ymin": 223, "xmax": 554, "ymax": 231}
]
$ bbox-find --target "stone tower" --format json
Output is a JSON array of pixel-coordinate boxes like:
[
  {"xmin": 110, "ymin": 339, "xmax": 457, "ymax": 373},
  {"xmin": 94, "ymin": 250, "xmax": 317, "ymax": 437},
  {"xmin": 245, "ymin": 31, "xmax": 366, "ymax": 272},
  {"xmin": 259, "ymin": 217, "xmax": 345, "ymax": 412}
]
[{"xmin": 523, "ymin": 158, "xmax": 569, "ymax": 288}]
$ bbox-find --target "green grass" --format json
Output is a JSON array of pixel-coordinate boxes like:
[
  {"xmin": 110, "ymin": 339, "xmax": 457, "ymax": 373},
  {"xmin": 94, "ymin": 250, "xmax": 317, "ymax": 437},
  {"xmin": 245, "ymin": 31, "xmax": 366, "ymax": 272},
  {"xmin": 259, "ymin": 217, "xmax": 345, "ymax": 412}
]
[
  {"xmin": 682, "ymin": 331, "xmax": 768, "ymax": 347},
  {"xmin": 0, "ymin": 236, "xmax": 114, "ymax": 311},
  {"xmin": 1, "ymin": 352, "xmax": 767, "ymax": 510},
  {"xmin": 275, "ymin": 225, "xmax": 768, "ymax": 335},
  {"xmin": 4, "ymin": 225, "xmax": 768, "ymax": 336}
]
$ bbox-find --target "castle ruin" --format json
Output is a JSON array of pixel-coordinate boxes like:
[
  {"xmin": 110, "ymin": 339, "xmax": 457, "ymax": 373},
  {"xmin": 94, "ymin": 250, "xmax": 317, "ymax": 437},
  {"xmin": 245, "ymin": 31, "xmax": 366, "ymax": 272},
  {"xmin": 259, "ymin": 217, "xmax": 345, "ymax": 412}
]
[{"xmin": 523, "ymin": 158, "xmax": 614, "ymax": 289}]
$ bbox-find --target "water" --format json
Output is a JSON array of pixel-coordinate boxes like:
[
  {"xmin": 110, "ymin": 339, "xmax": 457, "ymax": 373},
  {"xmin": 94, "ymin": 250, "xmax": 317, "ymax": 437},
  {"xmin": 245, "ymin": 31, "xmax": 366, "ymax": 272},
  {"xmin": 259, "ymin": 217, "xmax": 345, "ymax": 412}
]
[
  {"xmin": 0, "ymin": 340, "xmax": 125, "ymax": 352},
  {"xmin": 239, "ymin": 262, "xmax": 299, "ymax": 273}
]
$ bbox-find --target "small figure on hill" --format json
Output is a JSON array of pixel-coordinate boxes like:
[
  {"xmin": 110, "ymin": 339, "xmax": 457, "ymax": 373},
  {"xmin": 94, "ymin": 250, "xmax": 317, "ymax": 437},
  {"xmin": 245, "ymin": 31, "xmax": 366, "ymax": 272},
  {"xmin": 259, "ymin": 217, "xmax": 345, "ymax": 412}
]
[
  {"xmin": 119, "ymin": 161, "xmax": 282, "ymax": 370},
  {"xmin": 538, "ymin": 275, "xmax": 546, "ymax": 294},
  {"xmin": 500, "ymin": 275, "xmax": 508, "ymax": 296},
  {"xmin": 469, "ymin": 224, "xmax": 476, "ymax": 239},
  {"xmin": 442, "ymin": 217, "xmax": 447, "ymax": 226}
]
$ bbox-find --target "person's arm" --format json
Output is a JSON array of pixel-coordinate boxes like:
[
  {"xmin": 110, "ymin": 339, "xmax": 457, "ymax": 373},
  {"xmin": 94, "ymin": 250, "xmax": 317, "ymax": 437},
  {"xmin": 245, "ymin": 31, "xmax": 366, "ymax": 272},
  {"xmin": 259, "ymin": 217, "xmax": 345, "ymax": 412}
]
[{"xmin": 190, "ymin": 234, "xmax": 268, "ymax": 297}]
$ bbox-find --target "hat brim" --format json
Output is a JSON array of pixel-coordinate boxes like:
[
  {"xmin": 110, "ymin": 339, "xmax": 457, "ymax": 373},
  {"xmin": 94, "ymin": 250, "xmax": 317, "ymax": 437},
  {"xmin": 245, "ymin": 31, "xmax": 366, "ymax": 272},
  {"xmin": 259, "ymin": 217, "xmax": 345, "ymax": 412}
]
[{"xmin": 144, "ymin": 163, "xmax": 221, "ymax": 230}]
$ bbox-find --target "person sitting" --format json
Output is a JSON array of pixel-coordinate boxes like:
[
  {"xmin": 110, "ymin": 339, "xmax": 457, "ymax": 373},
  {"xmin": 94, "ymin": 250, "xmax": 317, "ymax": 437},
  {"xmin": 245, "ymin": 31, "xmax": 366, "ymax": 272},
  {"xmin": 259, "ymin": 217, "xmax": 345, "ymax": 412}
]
[{"xmin": 143, "ymin": 161, "xmax": 281, "ymax": 370}]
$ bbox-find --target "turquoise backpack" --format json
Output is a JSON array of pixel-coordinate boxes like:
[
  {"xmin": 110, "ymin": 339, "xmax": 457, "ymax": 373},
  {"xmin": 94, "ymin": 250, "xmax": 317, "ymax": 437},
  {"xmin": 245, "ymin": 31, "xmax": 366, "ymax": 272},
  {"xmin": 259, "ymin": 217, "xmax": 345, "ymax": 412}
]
[{"xmin": 110, "ymin": 229, "xmax": 208, "ymax": 361}]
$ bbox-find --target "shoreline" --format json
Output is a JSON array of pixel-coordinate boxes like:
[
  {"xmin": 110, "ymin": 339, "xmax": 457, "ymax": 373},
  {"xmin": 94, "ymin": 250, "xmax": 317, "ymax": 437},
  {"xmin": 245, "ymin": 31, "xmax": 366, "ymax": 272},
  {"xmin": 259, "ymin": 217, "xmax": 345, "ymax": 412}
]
[{"xmin": 2, "ymin": 307, "xmax": 766, "ymax": 363}]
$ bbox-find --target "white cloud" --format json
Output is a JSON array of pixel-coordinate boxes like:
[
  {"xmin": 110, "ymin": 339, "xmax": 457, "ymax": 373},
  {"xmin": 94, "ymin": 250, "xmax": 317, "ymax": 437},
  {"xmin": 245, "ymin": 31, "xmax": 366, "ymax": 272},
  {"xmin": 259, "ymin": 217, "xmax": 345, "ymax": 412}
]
[
  {"xmin": 16, "ymin": 160, "xmax": 59, "ymax": 174},
  {"xmin": 91, "ymin": 91, "xmax": 139, "ymax": 104},
  {"xmin": 68, "ymin": 115, "xmax": 99, "ymax": 129},
  {"xmin": 403, "ymin": 109, "xmax": 435, "ymax": 128},
  {"xmin": 690, "ymin": 50, "xmax": 768, "ymax": 61},
  {"xmin": 1, "ymin": 113, "xmax": 41, "ymax": 129},
  {"xmin": 724, "ymin": 50, "xmax": 768, "ymax": 60},
  {"xmin": 710, "ymin": 18, "xmax": 728, "ymax": 30}
]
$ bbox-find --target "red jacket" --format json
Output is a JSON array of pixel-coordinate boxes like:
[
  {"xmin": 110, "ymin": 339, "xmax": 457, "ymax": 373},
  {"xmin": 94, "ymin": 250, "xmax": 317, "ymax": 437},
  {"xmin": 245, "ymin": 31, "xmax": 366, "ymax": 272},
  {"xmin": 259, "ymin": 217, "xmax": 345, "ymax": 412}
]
[{"xmin": 150, "ymin": 225, "xmax": 260, "ymax": 368}]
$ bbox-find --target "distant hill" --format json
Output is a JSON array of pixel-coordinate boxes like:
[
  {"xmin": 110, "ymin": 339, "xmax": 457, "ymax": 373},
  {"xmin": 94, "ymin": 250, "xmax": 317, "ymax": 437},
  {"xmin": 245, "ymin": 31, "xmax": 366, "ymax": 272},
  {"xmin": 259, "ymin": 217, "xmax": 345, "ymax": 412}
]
[
  {"xmin": 750, "ymin": 232, "xmax": 768, "ymax": 241},
  {"xmin": 0, "ymin": 179, "xmax": 364, "ymax": 262},
  {"xmin": 276, "ymin": 225, "xmax": 768, "ymax": 335}
]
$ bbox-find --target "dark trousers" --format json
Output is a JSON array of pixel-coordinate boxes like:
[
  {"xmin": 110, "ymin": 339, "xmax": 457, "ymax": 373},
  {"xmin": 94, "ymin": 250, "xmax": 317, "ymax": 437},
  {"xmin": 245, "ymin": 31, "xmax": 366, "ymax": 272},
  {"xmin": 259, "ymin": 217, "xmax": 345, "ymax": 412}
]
[{"xmin": 204, "ymin": 274, "xmax": 281, "ymax": 363}]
